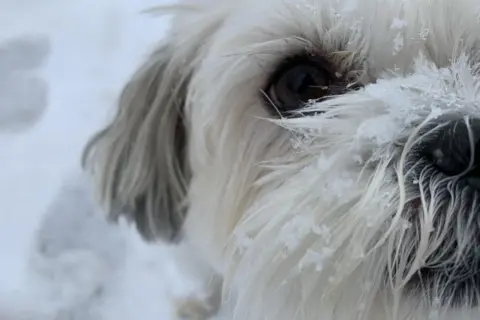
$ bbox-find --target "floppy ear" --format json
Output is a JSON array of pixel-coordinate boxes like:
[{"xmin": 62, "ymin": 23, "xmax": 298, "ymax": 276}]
[
  {"xmin": 82, "ymin": 40, "xmax": 191, "ymax": 242},
  {"xmin": 83, "ymin": 3, "xmax": 230, "ymax": 242}
]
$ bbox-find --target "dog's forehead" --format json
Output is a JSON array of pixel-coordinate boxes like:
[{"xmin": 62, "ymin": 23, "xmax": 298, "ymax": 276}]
[
  {"xmin": 233, "ymin": 0, "xmax": 480, "ymax": 30},
  {"xmin": 212, "ymin": 0, "xmax": 480, "ymax": 72}
]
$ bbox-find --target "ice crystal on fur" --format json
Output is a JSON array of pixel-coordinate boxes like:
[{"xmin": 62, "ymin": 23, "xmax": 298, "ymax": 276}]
[
  {"xmin": 390, "ymin": 18, "xmax": 408, "ymax": 30},
  {"xmin": 298, "ymin": 247, "xmax": 335, "ymax": 272},
  {"xmin": 392, "ymin": 33, "xmax": 404, "ymax": 55}
]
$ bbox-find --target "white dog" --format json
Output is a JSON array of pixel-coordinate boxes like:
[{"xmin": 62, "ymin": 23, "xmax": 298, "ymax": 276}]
[{"xmin": 82, "ymin": 0, "xmax": 480, "ymax": 319}]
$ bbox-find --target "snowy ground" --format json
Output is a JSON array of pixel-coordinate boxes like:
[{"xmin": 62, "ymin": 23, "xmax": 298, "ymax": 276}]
[{"xmin": 0, "ymin": 1, "xmax": 195, "ymax": 319}]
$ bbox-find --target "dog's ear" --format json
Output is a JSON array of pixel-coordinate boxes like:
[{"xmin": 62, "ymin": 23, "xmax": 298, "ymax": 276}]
[
  {"xmin": 83, "ymin": 4, "xmax": 230, "ymax": 242},
  {"xmin": 82, "ymin": 41, "xmax": 190, "ymax": 242}
]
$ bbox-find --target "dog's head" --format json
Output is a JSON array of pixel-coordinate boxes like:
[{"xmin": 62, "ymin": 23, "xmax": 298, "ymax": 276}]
[{"xmin": 83, "ymin": 0, "xmax": 480, "ymax": 318}]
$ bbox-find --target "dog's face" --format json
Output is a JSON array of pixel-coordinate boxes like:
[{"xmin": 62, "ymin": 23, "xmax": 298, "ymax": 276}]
[{"xmin": 84, "ymin": 0, "xmax": 480, "ymax": 319}]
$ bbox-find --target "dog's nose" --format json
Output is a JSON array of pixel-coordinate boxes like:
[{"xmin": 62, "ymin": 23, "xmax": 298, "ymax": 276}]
[{"xmin": 418, "ymin": 118, "xmax": 480, "ymax": 184}]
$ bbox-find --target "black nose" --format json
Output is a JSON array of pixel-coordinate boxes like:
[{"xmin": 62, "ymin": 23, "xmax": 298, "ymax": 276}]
[{"xmin": 419, "ymin": 118, "xmax": 480, "ymax": 183}]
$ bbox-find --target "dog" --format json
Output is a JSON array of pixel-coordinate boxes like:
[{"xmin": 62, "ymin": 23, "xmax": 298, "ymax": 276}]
[{"xmin": 82, "ymin": 0, "xmax": 480, "ymax": 319}]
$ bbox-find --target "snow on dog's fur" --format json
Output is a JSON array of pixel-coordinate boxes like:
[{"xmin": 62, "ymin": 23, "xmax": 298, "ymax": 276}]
[{"xmin": 83, "ymin": 0, "xmax": 480, "ymax": 319}]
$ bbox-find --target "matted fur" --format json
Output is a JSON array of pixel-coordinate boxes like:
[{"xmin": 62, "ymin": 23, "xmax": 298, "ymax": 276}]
[{"xmin": 84, "ymin": 0, "xmax": 480, "ymax": 319}]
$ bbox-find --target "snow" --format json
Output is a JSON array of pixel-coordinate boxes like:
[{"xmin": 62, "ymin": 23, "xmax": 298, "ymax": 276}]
[
  {"xmin": 0, "ymin": 0, "xmax": 195, "ymax": 319},
  {"xmin": 390, "ymin": 18, "xmax": 408, "ymax": 30}
]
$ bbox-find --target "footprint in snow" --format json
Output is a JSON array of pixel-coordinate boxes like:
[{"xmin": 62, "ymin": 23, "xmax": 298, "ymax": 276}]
[{"xmin": 0, "ymin": 34, "xmax": 50, "ymax": 133}]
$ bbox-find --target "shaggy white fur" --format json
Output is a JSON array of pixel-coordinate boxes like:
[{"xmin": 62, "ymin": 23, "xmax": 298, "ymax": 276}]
[{"xmin": 83, "ymin": 0, "xmax": 480, "ymax": 319}]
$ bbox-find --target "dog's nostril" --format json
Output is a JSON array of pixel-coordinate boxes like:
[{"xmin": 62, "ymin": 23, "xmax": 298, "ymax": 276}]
[{"xmin": 419, "ymin": 118, "xmax": 480, "ymax": 181}]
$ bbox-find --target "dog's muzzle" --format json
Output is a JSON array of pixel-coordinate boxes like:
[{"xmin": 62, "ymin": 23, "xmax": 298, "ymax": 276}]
[{"xmin": 400, "ymin": 116, "xmax": 480, "ymax": 306}]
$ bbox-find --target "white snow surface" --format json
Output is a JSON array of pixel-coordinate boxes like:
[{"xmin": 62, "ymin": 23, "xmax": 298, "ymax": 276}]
[{"xmin": 0, "ymin": 1, "xmax": 197, "ymax": 319}]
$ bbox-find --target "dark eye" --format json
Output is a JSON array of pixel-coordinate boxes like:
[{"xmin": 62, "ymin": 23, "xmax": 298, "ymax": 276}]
[{"xmin": 264, "ymin": 57, "xmax": 339, "ymax": 116}]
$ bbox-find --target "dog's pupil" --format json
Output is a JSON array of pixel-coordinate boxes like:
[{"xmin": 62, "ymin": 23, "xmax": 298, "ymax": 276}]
[
  {"xmin": 288, "ymin": 68, "xmax": 315, "ymax": 94},
  {"xmin": 286, "ymin": 65, "xmax": 328, "ymax": 100}
]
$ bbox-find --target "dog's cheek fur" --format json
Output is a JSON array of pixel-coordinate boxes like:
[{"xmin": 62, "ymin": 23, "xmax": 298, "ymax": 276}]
[{"xmin": 82, "ymin": 4, "xmax": 229, "ymax": 242}]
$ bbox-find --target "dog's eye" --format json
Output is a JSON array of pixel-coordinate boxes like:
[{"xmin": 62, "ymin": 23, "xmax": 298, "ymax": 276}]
[{"xmin": 265, "ymin": 59, "xmax": 333, "ymax": 115}]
